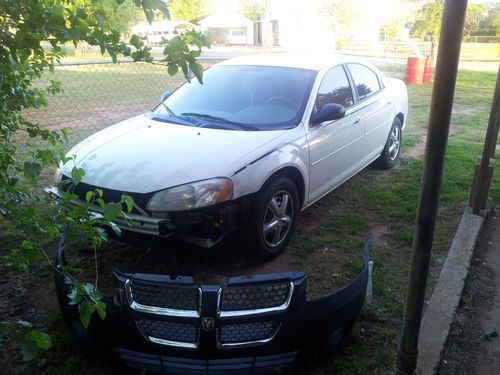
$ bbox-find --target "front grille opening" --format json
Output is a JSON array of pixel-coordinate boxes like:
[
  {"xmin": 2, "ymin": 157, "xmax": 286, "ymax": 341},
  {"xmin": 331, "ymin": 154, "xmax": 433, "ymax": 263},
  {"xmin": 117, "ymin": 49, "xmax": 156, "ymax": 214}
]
[
  {"xmin": 137, "ymin": 319, "xmax": 198, "ymax": 344},
  {"xmin": 220, "ymin": 282, "xmax": 290, "ymax": 311},
  {"xmin": 130, "ymin": 279, "xmax": 199, "ymax": 310},
  {"xmin": 219, "ymin": 321, "xmax": 280, "ymax": 344}
]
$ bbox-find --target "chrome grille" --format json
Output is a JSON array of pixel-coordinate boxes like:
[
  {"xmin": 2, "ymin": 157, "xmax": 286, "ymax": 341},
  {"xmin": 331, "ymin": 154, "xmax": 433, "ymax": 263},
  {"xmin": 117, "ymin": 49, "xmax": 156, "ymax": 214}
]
[
  {"xmin": 129, "ymin": 279, "xmax": 199, "ymax": 311},
  {"xmin": 220, "ymin": 282, "xmax": 291, "ymax": 311},
  {"xmin": 219, "ymin": 321, "xmax": 280, "ymax": 346},
  {"xmin": 137, "ymin": 319, "xmax": 198, "ymax": 347}
]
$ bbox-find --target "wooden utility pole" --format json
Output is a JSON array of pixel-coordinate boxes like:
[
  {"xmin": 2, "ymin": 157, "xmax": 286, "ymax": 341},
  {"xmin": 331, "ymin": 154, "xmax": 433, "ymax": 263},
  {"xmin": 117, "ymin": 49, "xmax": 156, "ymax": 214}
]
[
  {"xmin": 469, "ymin": 65, "xmax": 500, "ymax": 213},
  {"xmin": 396, "ymin": 0, "xmax": 468, "ymax": 373}
]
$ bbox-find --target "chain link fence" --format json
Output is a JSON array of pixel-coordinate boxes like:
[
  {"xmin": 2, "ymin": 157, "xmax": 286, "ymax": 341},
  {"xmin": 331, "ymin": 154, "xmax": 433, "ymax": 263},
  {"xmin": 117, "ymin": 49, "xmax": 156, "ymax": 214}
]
[
  {"xmin": 23, "ymin": 41, "xmax": 498, "ymax": 147},
  {"xmin": 23, "ymin": 59, "xmax": 223, "ymax": 146}
]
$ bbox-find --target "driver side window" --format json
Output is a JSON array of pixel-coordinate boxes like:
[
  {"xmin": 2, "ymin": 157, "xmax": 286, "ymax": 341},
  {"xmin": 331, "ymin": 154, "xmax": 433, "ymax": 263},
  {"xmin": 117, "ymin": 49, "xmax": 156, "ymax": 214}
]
[{"xmin": 314, "ymin": 65, "xmax": 354, "ymax": 113}]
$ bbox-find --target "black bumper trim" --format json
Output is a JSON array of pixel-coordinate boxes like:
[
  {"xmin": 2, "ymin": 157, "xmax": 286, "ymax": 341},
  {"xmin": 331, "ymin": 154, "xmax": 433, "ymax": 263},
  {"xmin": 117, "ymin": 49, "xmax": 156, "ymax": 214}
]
[
  {"xmin": 55, "ymin": 235, "xmax": 371, "ymax": 374},
  {"xmin": 116, "ymin": 348, "xmax": 299, "ymax": 374}
]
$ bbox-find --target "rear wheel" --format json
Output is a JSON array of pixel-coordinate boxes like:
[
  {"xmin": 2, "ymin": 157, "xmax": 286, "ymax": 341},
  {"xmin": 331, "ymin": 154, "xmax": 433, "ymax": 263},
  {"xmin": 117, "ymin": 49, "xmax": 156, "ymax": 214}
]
[
  {"xmin": 376, "ymin": 117, "xmax": 402, "ymax": 169},
  {"xmin": 244, "ymin": 176, "xmax": 299, "ymax": 260}
]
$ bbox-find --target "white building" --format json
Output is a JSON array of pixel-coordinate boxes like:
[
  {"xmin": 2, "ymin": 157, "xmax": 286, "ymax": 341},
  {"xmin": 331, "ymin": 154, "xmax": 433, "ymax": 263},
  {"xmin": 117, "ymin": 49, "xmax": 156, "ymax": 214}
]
[
  {"xmin": 131, "ymin": 21, "xmax": 198, "ymax": 45},
  {"xmin": 198, "ymin": 11, "xmax": 254, "ymax": 45}
]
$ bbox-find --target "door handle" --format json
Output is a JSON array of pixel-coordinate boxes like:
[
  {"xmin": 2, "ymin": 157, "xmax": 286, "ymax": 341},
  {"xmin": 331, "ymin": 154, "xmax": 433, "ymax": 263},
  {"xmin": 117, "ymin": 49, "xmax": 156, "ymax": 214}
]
[
  {"xmin": 386, "ymin": 100, "xmax": 392, "ymax": 105},
  {"xmin": 351, "ymin": 117, "xmax": 361, "ymax": 125}
]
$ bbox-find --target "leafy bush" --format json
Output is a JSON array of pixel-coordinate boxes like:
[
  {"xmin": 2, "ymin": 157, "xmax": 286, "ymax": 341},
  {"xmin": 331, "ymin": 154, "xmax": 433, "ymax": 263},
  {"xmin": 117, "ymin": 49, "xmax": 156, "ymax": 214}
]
[{"xmin": 0, "ymin": 0, "xmax": 210, "ymax": 359}]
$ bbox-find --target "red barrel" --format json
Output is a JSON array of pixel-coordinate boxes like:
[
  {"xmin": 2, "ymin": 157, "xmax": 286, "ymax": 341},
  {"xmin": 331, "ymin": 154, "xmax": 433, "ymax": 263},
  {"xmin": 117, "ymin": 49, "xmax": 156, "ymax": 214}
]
[
  {"xmin": 423, "ymin": 56, "xmax": 433, "ymax": 83},
  {"xmin": 405, "ymin": 56, "xmax": 426, "ymax": 84}
]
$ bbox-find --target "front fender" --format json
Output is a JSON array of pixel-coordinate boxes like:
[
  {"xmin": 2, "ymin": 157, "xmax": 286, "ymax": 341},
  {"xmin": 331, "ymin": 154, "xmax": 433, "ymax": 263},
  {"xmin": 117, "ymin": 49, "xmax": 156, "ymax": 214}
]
[{"xmin": 231, "ymin": 128, "xmax": 309, "ymax": 208}]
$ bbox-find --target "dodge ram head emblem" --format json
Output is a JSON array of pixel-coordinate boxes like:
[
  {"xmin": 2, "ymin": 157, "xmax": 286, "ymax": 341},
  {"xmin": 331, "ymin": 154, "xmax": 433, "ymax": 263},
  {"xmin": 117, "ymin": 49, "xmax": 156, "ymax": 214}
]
[{"xmin": 202, "ymin": 317, "xmax": 215, "ymax": 332}]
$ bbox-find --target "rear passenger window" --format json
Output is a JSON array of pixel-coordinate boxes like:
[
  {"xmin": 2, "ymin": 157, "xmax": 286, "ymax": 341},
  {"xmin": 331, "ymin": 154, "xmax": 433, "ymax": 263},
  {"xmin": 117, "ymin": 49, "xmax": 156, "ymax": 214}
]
[
  {"xmin": 347, "ymin": 63, "xmax": 381, "ymax": 100},
  {"xmin": 314, "ymin": 66, "xmax": 354, "ymax": 112}
]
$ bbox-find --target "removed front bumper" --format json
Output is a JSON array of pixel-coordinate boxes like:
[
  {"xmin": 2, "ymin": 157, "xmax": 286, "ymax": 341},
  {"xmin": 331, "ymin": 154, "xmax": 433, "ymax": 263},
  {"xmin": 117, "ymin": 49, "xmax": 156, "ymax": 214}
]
[{"xmin": 55, "ymin": 237, "xmax": 371, "ymax": 374}]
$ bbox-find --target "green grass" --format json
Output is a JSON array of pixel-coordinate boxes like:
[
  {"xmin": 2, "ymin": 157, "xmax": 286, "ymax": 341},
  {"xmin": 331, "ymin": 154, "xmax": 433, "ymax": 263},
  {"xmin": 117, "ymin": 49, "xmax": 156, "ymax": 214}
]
[{"xmin": 23, "ymin": 62, "xmax": 188, "ymax": 143}]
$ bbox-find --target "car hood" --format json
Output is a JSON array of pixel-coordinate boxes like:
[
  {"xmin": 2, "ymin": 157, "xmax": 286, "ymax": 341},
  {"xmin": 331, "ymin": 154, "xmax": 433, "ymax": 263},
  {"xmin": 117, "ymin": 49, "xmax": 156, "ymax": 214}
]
[{"xmin": 62, "ymin": 115, "xmax": 287, "ymax": 193}]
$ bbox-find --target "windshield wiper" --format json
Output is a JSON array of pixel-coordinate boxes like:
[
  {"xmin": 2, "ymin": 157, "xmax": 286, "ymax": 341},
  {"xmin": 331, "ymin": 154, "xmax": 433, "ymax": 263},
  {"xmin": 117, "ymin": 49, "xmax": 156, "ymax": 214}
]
[
  {"xmin": 155, "ymin": 103, "xmax": 199, "ymax": 125},
  {"xmin": 180, "ymin": 112, "xmax": 259, "ymax": 131}
]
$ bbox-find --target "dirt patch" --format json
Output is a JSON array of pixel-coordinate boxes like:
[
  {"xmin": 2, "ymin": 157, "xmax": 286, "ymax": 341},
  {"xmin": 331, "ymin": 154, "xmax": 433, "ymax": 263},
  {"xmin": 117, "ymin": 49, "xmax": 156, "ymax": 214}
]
[
  {"xmin": 371, "ymin": 224, "xmax": 390, "ymax": 247},
  {"xmin": 439, "ymin": 210, "xmax": 500, "ymax": 374},
  {"xmin": 406, "ymin": 137, "xmax": 427, "ymax": 159}
]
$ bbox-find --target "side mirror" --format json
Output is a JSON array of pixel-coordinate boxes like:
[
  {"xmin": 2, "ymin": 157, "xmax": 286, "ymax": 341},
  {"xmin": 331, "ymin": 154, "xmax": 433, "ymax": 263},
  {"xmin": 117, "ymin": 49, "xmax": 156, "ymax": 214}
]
[
  {"xmin": 160, "ymin": 90, "xmax": 172, "ymax": 102},
  {"xmin": 310, "ymin": 103, "xmax": 346, "ymax": 125}
]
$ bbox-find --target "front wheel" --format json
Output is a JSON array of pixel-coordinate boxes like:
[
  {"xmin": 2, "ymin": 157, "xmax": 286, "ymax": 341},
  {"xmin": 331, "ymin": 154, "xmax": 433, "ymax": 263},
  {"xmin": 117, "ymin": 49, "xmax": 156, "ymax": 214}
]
[
  {"xmin": 243, "ymin": 176, "xmax": 299, "ymax": 260},
  {"xmin": 376, "ymin": 117, "xmax": 402, "ymax": 169}
]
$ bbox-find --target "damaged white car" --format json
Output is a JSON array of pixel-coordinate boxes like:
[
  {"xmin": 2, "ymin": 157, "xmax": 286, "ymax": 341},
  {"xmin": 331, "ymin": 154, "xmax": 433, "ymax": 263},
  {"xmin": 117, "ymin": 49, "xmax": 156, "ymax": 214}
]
[{"xmin": 49, "ymin": 53, "xmax": 408, "ymax": 259}]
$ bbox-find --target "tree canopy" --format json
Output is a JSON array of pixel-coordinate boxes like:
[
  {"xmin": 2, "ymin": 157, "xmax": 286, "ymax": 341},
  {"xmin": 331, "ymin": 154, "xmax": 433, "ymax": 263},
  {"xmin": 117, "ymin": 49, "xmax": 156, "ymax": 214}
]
[
  {"xmin": 411, "ymin": 0, "xmax": 498, "ymax": 39},
  {"xmin": 169, "ymin": 0, "xmax": 208, "ymax": 22},
  {"xmin": 239, "ymin": 0, "xmax": 269, "ymax": 21}
]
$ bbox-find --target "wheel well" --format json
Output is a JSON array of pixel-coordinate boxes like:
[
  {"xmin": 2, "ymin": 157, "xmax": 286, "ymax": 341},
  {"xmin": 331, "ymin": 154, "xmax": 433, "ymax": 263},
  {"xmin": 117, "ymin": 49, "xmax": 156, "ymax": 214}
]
[
  {"xmin": 268, "ymin": 167, "xmax": 305, "ymax": 208},
  {"xmin": 396, "ymin": 112, "xmax": 404, "ymax": 127}
]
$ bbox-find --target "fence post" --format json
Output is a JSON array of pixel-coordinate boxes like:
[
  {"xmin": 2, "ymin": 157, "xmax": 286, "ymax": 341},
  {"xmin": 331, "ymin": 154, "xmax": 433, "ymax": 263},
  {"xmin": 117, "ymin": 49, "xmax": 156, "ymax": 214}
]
[
  {"xmin": 469, "ymin": 65, "xmax": 500, "ymax": 213},
  {"xmin": 393, "ymin": 47, "xmax": 397, "ymax": 76}
]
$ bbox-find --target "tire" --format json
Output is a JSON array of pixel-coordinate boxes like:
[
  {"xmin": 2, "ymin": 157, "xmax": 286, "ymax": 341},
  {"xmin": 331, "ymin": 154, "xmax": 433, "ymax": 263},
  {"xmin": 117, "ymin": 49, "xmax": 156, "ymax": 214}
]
[
  {"xmin": 244, "ymin": 176, "xmax": 299, "ymax": 260},
  {"xmin": 376, "ymin": 117, "xmax": 402, "ymax": 169}
]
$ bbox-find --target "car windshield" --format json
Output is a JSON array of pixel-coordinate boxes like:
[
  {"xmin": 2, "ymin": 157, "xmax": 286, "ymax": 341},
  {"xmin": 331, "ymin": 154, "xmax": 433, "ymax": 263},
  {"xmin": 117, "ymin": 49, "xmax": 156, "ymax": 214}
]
[{"xmin": 153, "ymin": 65, "xmax": 317, "ymax": 131}]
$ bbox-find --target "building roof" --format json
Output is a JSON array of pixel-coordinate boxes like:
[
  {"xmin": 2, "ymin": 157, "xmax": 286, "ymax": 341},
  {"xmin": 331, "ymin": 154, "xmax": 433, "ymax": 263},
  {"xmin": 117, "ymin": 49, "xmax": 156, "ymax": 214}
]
[{"xmin": 198, "ymin": 11, "xmax": 253, "ymax": 28}]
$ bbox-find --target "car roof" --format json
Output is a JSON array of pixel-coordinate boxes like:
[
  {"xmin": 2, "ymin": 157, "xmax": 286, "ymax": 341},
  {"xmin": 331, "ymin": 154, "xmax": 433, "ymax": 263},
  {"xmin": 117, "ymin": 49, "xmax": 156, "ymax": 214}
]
[{"xmin": 217, "ymin": 52, "xmax": 369, "ymax": 71}]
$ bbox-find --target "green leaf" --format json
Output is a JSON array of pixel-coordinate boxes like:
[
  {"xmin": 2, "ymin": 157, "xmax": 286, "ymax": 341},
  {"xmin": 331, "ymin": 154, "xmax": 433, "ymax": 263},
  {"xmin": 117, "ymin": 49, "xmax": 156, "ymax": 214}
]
[
  {"xmin": 21, "ymin": 340, "xmax": 38, "ymax": 361},
  {"xmin": 85, "ymin": 191, "xmax": 94, "ymax": 204},
  {"xmin": 22, "ymin": 241, "xmax": 43, "ymax": 262},
  {"xmin": 79, "ymin": 301, "xmax": 95, "ymax": 329},
  {"xmin": 71, "ymin": 167, "xmax": 85, "ymax": 185},
  {"xmin": 68, "ymin": 204, "xmax": 87, "ymax": 219},
  {"xmin": 23, "ymin": 161, "xmax": 42, "ymax": 185},
  {"xmin": 62, "ymin": 191, "xmax": 78, "ymax": 204},
  {"xmin": 190, "ymin": 63, "xmax": 204, "ymax": 84},
  {"xmin": 96, "ymin": 301, "xmax": 107, "ymax": 320},
  {"xmin": 167, "ymin": 64, "xmax": 178, "ymax": 76},
  {"xmin": 120, "ymin": 195, "xmax": 134, "ymax": 213},
  {"xmin": 129, "ymin": 34, "xmax": 143, "ymax": 49},
  {"xmin": 61, "ymin": 128, "xmax": 70, "ymax": 143},
  {"xmin": 103, "ymin": 202, "xmax": 122, "ymax": 222},
  {"xmin": 29, "ymin": 330, "xmax": 52, "ymax": 350}
]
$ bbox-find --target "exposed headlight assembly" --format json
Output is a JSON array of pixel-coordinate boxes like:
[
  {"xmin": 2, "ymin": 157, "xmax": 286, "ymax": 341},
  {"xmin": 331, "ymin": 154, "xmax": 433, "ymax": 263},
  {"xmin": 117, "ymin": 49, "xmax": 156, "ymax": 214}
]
[{"xmin": 147, "ymin": 178, "xmax": 233, "ymax": 212}]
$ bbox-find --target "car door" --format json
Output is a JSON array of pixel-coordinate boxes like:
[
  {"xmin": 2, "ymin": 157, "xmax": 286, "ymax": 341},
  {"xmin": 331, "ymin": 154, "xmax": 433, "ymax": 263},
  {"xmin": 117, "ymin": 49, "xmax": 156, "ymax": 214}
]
[
  {"xmin": 346, "ymin": 63, "xmax": 393, "ymax": 161},
  {"xmin": 307, "ymin": 65, "xmax": 365, "ymax": 203}
]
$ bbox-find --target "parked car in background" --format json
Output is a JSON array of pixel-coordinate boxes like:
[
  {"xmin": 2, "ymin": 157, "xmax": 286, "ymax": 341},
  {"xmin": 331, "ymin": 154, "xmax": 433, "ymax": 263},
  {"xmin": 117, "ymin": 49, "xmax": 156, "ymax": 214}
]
[
  {"xmin": 49, "ymin": 53, "xmax": 408, "ymax": 259},
  {"xmin": 226, "ymin": 29, "xmax": 247, "ymax": 45}
]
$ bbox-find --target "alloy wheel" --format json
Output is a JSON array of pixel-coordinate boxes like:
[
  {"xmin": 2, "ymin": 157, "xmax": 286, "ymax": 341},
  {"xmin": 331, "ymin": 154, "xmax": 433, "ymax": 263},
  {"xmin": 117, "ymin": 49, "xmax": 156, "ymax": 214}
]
[{"xmin": 262, "ymin": 190, "xmax": 294, "ymax": 248}]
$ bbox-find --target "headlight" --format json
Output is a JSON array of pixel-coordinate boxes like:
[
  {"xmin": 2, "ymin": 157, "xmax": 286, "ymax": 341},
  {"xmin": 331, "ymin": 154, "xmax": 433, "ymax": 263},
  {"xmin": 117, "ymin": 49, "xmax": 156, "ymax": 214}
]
[{"xmin": 147, "ymin": 178, "xmax": 233, "ymax": 212}]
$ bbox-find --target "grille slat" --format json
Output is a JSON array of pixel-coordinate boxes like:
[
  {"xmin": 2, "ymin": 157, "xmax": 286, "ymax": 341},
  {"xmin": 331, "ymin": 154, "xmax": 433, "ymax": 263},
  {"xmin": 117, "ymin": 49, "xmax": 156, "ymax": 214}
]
[
  {"xmin": 220, "ymin": 321, "xmax": 280, "ymax": 345},
  {"xmin": 129, "ymin": 279, "xmax": 199, "ymax": 311},
  {"xmin": 137, "ymin": 319, "xmax": 198, "ymax": 344},
  {"xmin": 220, "ymin": 282, "xmax": 290, "ymax": 311}
]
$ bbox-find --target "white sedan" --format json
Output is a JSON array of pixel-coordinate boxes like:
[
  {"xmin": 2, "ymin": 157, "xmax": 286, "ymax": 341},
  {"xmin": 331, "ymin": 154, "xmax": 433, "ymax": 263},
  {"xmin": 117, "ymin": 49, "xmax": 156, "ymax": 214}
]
[{"xmin": 54, "ymin": 53, "xmax": 408, "ymax": 259}]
